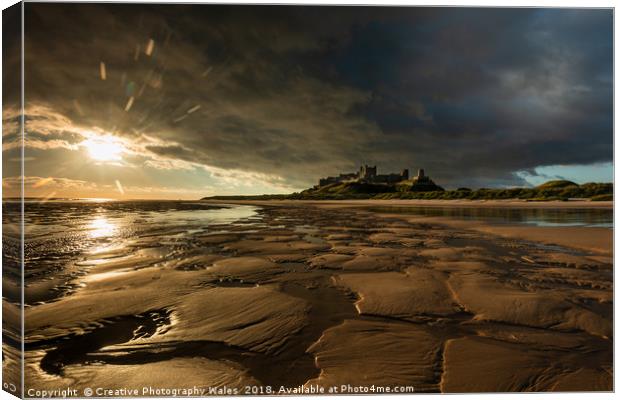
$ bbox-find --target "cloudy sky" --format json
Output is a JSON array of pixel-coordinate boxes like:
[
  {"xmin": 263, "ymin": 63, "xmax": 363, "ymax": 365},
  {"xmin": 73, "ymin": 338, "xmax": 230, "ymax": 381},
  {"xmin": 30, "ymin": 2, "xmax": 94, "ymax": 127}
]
[{"xmin": 2, "ymin": 4, "xmax": 613, "ymax": 199}]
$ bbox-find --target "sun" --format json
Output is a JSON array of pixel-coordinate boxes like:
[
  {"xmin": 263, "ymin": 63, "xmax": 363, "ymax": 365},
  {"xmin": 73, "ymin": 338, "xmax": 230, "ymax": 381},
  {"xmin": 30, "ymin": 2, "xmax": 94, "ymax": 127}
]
[{"xmin": 81, "ymin": 135, "xmax": 125, "ymax": 162}]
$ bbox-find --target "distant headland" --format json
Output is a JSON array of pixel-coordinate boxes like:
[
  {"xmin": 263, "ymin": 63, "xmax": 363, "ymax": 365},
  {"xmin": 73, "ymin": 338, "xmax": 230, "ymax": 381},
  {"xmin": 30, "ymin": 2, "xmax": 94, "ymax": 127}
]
[{"xmin": 202, "ymin": 165, "xmax": 612, "ymax": 201}]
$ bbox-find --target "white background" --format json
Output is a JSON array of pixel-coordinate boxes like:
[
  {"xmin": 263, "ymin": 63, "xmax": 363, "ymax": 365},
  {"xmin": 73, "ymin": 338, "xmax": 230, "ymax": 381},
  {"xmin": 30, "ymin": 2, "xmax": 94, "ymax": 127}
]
[{"xmin": 0, "ymin": 1, "xmax": 616, "ymax": 399}]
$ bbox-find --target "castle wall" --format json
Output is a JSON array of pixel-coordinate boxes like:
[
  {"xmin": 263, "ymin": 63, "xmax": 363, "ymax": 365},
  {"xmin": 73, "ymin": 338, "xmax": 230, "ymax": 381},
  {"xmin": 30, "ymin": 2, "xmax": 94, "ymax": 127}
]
[
  {"xmin": 373, "ymin": 174, "xmax": 405, "ymax": 184},
  {"xmin": 319, "ymin": 165, "xmax": 418, "ymax": 186}
]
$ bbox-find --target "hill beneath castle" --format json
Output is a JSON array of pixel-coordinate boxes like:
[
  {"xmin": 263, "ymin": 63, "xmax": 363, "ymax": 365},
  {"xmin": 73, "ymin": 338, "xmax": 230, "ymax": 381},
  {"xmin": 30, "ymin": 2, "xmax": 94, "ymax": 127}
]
[
  {"xmin": 202, "ymin": 180, "xmax": 612, "ymax": 201},
  {"xmin": 293, "ymin": 179, "xmax": 444, "ymax": 199}
]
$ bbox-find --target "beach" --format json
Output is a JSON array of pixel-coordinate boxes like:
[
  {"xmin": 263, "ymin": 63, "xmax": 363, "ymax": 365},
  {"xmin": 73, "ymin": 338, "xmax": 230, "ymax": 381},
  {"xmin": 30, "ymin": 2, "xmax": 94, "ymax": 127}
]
[{"xmin": 10, "ymin": 199, "xmax": 613, "ymax": 394}]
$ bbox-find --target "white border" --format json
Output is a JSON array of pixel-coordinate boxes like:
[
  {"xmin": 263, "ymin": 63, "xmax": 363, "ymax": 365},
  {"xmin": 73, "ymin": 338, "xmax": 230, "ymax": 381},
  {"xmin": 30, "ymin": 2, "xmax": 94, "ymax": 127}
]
[{"xmin": 0, "ymin": 1, "xmax": 616, "ymax": 400}]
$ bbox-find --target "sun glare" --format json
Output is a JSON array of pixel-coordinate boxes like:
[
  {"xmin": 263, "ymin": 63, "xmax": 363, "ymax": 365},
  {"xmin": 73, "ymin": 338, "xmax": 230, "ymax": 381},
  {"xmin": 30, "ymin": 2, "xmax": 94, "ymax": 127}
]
[
  {"xmin": 87, "ymin": 216, "xmax": 117, "ymax": 239},
  {"xmin": 81, "ymin": 135, "xmax": 125, "ymax": 162}
]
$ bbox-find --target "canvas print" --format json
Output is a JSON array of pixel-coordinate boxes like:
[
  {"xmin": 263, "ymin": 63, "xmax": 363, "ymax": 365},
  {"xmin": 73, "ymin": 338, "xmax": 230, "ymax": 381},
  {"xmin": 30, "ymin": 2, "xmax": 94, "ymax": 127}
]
[{"xmin": 2, "ymin": 2, "xmax": 613, "ymax": 397}]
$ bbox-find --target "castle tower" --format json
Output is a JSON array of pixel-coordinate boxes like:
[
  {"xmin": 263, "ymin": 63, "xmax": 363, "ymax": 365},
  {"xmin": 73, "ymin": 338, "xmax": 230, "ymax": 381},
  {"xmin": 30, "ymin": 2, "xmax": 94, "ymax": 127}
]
[
  {"xmin": 359, "ymin": 164, "xmax": 377, "ymax": 180},
  {"xmin": 417, "ymin": 168, "xmax": 425, "ymax": 179},
  {"xmin": 401, "ymin": 169, "xmax": 409, "ymax": 180},
  {"xmin": 359, "ymin": 165, "xmax": 366, "ymax": 179}
]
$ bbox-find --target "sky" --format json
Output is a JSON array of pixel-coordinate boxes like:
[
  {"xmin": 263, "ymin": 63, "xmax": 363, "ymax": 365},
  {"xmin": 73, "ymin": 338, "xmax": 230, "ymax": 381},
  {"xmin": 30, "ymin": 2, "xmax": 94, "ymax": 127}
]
[{"xmin": 2, "ymin": 4, "xmax": 613, "ymax": 199}]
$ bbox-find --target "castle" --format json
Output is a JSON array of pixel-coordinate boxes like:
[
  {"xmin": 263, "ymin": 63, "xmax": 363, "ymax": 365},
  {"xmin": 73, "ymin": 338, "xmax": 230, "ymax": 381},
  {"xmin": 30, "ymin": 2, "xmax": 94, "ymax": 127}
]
[{"xmin": 318, "ymin": 165, "xmax": 430, "ymax": 187}]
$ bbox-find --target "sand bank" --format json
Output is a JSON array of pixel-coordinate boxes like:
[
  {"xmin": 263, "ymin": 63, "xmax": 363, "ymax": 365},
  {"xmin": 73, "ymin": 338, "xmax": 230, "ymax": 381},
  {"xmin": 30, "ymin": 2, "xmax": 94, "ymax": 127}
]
[{"xmin": 204, "ymin": 199, "xmax": 612, "ymax": 256}]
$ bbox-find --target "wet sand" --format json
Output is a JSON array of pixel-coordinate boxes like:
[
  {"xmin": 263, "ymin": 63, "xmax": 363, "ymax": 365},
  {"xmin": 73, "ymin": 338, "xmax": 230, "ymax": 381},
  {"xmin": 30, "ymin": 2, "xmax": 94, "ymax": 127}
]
[{"xmin": 19, "ymin": 200, "xmax": 612, "ymax": 394}]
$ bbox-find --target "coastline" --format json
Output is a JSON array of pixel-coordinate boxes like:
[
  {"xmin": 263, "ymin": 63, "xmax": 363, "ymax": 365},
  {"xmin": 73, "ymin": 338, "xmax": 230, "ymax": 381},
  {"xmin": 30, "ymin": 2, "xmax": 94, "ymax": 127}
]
[{"xmin": 202, "ymin": 198, "xmax": 613, "ymax": 209}]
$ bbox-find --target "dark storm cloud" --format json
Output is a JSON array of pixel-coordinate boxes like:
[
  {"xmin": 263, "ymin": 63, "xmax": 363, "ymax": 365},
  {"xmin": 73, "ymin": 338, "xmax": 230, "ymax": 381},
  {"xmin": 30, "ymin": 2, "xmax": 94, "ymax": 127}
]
[{"xmin": 21, "ymin": 4, "xmax": 612, "ymax": 189}]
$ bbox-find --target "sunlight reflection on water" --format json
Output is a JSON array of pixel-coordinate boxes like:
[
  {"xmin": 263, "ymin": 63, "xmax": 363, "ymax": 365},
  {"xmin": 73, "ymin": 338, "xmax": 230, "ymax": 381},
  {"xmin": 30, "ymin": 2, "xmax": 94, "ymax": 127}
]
[
  {"xmin": 87, "ymin": 216, "xmax": 118, "ymax": 239},
  {"xmin": 20, "ymin": 202, "xmax": 259, "ymax": 290}
]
